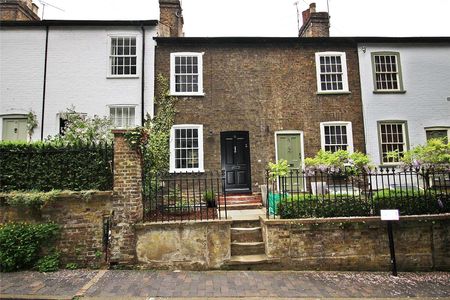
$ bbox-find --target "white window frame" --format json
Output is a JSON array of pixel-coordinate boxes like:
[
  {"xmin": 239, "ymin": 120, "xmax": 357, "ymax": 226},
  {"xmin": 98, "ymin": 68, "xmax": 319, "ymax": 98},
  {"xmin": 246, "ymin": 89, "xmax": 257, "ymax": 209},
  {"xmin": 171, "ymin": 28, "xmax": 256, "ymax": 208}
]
[
  {"xmin": 108, "ymin": 105, "xmax": 137, "ymax": 129},
  {"xmin": 320, "ymin": 121, "xmax": 354, "ymax": 153},
  {"xmin": 170, "ymin": 124, "xmax": 204, "ymax": 173},
  {"xmin": 107, "ymin": 35, "xmax": 139, "ymax": 78},
  {"xmin": 378, "ymin": 121, "xmax": 408, "ymax": 165},
  {"xmin": 315, "ymin": 52, "xmax": 349, "ymax": 94},
  {"xmin": 170, "ymin": 52, "xmax": 204, "ymax": 96},
  {"xmin": 371, "ymin": 52, "xmax": 404, "ymax": 92}
]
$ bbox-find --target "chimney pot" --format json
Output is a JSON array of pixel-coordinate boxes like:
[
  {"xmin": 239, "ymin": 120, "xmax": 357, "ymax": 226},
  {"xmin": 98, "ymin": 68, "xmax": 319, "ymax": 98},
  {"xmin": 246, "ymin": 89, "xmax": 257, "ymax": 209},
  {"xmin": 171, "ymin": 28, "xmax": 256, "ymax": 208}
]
[{"xmin": 299, "ymin": 2, "xmax": 329, "ymax": 38}]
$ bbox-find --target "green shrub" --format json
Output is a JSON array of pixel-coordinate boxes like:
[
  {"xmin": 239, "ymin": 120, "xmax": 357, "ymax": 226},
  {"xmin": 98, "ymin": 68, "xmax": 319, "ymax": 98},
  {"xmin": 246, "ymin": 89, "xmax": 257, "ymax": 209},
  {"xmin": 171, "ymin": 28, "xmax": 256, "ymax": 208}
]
[
  {"xmin": 372, "ymin": 189, "xmax": 449, "ymax": 215},
  {"xmin": 203, "ymin": 190, "xmax": 216, "ymax": 207},
  {"xmin": 304, "ymin": 149, "xmax": 373, "ymax": 175},
  {"xmin": 278, "ymin": 194, "xmax": 372, "ymax": 219},
  {"xmin": 0, "ymin": 141, "xmax": 113, "ymax": 192},
  {"xmin": 65, "ymin": 262, "xmax": 78, "ymax": 270},
  {"xmin": 0, "ymin": 222, "xmax": 59, "ymax": 272},
  {"xmin": 36, "ymin": 252, "xmax": 59, "ymax": 272}
]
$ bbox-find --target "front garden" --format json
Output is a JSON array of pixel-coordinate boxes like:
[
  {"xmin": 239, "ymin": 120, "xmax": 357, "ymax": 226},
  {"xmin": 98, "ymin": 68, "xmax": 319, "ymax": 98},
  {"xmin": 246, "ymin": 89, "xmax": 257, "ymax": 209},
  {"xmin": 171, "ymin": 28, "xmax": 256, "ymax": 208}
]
[
  {"xmin": 267, "ymin": 140, "xmax": 450, "ymax": 219},
  {"xmin": 0, "ymin": 110, "xmax": 114, "ymax": 273}
]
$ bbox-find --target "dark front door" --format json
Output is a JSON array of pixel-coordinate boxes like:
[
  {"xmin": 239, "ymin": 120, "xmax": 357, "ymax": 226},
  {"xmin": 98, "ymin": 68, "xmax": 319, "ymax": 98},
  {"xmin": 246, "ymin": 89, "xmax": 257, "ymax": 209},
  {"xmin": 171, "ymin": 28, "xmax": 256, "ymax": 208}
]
[{"xmin": 221, "ymin": 131, "xmax": 251, "ymax": 193}]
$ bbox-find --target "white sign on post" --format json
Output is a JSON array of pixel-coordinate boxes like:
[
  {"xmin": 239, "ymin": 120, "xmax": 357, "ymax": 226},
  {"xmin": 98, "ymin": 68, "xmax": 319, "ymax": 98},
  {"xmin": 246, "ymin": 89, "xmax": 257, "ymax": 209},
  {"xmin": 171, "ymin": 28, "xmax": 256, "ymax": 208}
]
[{"xmin": 380, "ymin": 209, "xmax": 400, "ymax": 221}]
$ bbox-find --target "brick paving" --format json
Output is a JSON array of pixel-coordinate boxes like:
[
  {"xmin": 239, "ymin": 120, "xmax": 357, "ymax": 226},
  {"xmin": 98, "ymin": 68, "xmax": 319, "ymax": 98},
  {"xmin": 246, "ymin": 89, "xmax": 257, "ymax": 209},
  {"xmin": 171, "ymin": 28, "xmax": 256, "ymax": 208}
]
[
  {"xmin": 0, "ymin": 270, "xmax": 96, "ymax": 297},
  {"xmin": 0, "ymin": 270, "xmax": 449, "ymax": 299}
]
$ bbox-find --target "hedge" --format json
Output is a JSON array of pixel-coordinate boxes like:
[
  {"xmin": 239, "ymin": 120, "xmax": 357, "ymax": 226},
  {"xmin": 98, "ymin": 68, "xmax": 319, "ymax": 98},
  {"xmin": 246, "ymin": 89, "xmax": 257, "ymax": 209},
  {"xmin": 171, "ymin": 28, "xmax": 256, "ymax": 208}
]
[
  {"xmin": 0, "ymin": 141, "xmax": 113, "ymax": 192},
  {"xmin": 372, "ymin": 189, "xmax": 449, "ymax": 215},
  {"xmin": 277, "ymin": 194, "xmax": 372, "ymax": 219},
  {"xmin": 277, "ymin": 190, "xmax": 449, "ymax": 219}
]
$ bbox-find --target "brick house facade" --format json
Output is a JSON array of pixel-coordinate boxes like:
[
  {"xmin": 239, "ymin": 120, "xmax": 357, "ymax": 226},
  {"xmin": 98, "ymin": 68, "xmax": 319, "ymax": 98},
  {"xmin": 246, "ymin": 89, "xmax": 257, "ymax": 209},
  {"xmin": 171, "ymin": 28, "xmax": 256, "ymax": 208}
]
[{"xmin": 154, "ymin": 37, "xmax": 365, "ymax": 193}]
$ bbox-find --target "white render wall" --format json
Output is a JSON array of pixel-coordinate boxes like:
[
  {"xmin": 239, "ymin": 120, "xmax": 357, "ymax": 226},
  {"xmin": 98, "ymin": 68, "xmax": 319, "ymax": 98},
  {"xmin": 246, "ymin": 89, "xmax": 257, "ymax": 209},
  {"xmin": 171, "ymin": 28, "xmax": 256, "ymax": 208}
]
[
  {"xmin": 0, "ymin": 25, "xmax": 157, "ymax": 140},
  {"xmin": 358, "ymin": 43, "xmax": 450, "ymax": 165},
  {"xmin": 0, "ymin": 28, "xmax": 46, "ymax": 140}
]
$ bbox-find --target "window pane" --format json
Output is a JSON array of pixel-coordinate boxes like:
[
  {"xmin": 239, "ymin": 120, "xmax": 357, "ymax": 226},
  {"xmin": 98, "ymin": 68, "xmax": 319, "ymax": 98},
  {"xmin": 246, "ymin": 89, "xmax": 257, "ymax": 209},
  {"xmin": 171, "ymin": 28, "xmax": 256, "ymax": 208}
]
[
  {"xmin": 110, "ymin": 36, "xmax": 137, "ymax": 76},
  {"xmin": 373, "ymin": 54, "xmax": 400, "ymax": 91},
  {"xmin": 173, "ymin": 127, "xmax": 200, "ymax": 170},
  {"xmin": 323, "ymin": 124, "xmax": 349, "ymax": 153},
  {"xmin": 379, "ymin": 123, "xmax": 406, "ymax": 163},
  {"xmin": 426, "ymin": 130, "xmax": 448, "ymax": 142},
  {"xmin": 318, "ymin": 54, "xmax": 344, "ymax": 91},
  {"xmin": 172, "ymin": 54, "xmax": 201, "ymax": 94}
]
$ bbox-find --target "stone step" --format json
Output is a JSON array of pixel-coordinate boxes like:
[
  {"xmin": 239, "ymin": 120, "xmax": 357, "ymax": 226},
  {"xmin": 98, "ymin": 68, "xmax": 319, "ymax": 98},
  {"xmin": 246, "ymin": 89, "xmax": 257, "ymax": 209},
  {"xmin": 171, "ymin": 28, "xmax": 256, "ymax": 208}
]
[
  {"xmin": 231, "ymin": 227, "xmax": 263, "ymax": 243},
  {"xmin": 231, "ymin": 242, "xmax": 265, "ymax": 256},
  {"xmin": 219, "ymin": 194, "xmax": 263, "ymax": 207},
  {"xmin": 219, "ymin": 199, "xmax": 262, "ymax": 205},
  {"xmin": 231, "ymin": 220, "xmax": 260, "ymax": 228},
  {"xmin": 227, "ymin": 254, "xmax": 269, "ymax": 265},
  {"xmin": 224, "ymin": 254, "xmax": 281, "ymax": 270},
  {"xmin": 225, "ymin": 203, "xmax": 263, "ymax": 210}
]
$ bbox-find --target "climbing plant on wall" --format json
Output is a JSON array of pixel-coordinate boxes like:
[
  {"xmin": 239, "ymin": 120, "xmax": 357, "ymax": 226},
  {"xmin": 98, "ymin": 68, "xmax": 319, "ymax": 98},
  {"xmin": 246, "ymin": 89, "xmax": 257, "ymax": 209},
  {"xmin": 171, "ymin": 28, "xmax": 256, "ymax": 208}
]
[{"xmin": 124, "ymin": 74, "xmax": 177, "ymax": 174}]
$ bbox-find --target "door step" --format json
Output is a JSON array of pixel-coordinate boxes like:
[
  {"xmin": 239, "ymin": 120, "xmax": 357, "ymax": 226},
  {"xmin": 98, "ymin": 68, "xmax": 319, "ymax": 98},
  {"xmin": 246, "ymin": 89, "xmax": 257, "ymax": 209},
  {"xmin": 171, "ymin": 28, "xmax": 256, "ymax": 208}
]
[{"xmin": 219, "ymin": 194, "xmax": 262, "ymax": 209}]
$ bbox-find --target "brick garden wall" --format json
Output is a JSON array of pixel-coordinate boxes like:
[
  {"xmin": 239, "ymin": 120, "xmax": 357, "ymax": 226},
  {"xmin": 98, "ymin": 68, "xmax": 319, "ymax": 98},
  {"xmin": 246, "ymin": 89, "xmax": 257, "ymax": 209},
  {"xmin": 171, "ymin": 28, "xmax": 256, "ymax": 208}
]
[
  {"xmin": 155, "ymin": 39, "xmax": 365, "ymax": 191},
  {"xmin": 0, "ymin": 131, "xmax": 144, "ymax": 267},
  {"xmin": 109, "ymin": 130, "xmax": 143, "ymax": 265},
  {"xmin": 262, "ymin": 214, "xmax": 450, "ymax": 271},
  {"xmin": 0, "ymin": 191, "xmax": 113, "ymax": 267}
]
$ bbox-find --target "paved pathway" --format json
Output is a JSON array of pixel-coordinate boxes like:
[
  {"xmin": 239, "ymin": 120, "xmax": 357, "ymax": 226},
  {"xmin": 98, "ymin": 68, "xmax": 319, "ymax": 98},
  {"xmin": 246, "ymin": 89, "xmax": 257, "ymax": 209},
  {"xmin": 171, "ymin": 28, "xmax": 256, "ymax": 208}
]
[{"xmin": 1, "ymin": 270, "xmax": 449, "ymax": 299}]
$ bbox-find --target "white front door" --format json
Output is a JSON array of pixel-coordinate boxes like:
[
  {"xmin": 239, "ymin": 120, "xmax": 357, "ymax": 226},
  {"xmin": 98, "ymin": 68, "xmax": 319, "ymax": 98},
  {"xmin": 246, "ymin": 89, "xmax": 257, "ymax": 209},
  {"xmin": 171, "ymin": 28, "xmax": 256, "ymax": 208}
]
[{"xmin": 2, "ymin": 118, "xmax": 27, "ymax": 141}]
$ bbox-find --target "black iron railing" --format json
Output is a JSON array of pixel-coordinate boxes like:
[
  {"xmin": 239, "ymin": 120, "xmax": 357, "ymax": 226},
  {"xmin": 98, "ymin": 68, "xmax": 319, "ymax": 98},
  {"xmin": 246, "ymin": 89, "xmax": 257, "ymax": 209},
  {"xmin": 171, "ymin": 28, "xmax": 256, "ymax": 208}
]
[
  {"xmin": 142, "ymin": 171, "xmax": 228, "ymax": 222},
  {"xmin": 266, "ymin": 168, "xmax": 450, "ymax": 219}
]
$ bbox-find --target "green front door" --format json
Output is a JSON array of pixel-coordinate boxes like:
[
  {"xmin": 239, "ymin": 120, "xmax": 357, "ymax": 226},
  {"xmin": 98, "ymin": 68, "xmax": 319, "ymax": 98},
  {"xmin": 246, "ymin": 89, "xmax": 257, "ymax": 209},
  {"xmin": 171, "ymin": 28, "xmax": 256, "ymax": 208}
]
[
  {"xmin": 2, "ymin": 118, "xmax": 27, "ymax": 141},
  {"xmin": 276, "ymin": 133, "xmax": 303, "ymax": 191}
]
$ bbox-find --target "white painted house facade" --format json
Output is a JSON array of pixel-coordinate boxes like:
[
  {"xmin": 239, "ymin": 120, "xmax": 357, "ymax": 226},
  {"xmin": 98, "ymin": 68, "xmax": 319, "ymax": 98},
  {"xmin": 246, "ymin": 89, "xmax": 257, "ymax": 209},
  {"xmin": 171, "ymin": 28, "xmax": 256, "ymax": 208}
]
[
  {"xmin": 357, "ymin": 38, "xmax": 450, "ymax": 166},
  {"xmin": 0, "ymin": 20, "xmax": 158, "ymax": 141}
]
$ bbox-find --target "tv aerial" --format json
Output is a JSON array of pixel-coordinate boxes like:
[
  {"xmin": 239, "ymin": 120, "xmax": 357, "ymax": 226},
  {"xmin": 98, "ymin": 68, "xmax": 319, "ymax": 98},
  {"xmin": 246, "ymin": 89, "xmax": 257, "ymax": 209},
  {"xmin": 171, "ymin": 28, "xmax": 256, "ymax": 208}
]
[{"xmin": 38, "ymin": 0, "xmax": 65, "ymax": 19}]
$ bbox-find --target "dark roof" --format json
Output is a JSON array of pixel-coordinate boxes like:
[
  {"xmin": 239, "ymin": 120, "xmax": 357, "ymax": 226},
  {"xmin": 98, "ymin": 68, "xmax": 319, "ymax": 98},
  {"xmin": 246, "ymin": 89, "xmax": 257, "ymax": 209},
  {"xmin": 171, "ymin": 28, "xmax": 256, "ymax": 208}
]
[
  {"xmin": 154, "ymin": 36, "xmax": 450, "ymax": 45},
  {"xmin": 154, "ymin": 36, "xmax": 357, "ymax": 45},
  {"xmin": 0, "ymin": 19, "xmax": 158, "ymax": 27}
]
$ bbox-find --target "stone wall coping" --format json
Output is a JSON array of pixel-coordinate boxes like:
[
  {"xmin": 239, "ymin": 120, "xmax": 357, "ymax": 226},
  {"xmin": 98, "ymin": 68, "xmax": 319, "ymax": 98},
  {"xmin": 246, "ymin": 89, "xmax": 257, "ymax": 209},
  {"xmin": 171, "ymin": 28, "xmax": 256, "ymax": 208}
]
[
  {"xmin": 0, "ymin": 190, "xmax": 113, "ymax": 207},
  {"xmin": 260, "ymin": 213, "xmax": 450, "ymax": 225},
  {"xmin": 135, "ymin": 219, "xmax": 233, "ymax": 229},
  {"xmin": 55, "ymin": 190, "xmax": 113, "ymax": 199}
]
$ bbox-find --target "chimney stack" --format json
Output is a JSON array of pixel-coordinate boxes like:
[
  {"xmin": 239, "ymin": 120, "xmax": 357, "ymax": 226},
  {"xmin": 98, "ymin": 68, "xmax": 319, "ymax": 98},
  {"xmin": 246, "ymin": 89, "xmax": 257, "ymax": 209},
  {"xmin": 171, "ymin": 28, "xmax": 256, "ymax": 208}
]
[
  {"xmin": 158, "ymin": 0, "xmax": 184, "ymax": 37},
  {"xmin": 0, "ymin": 0, "xmax": 40, "ymax": 20},
  {"xmin": 299, "ymin": 3, "xmax": 329, "ymax": 38}
]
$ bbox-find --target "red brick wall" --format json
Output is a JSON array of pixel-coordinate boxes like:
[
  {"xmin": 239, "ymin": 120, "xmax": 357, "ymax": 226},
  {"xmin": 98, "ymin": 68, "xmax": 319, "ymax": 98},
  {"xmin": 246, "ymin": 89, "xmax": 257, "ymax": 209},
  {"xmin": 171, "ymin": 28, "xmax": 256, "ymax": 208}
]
[
  {"xmin": 109, "ymin": 130, "xmax": 143, "ymax": 264},
  {"xmin": 0, "ymin": 192, "xmax": 112, "ymax": 268},
  {"xmin": 155, "ymin": 40, "xmax": 365, "ymax": 191}
]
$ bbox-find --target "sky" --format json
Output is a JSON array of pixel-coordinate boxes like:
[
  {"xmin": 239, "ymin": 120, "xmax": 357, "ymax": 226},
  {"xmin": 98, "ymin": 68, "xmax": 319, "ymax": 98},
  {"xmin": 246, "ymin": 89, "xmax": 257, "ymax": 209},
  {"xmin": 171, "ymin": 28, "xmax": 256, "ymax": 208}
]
[{"xmin": 37, "ymin": 0, "xmax": 450, "ymax": 37}]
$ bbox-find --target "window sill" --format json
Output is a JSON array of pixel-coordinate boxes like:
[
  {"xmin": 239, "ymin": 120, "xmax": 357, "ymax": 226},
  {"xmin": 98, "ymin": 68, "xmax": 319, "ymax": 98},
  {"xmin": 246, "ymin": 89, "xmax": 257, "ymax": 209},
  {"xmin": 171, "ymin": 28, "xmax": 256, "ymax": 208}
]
[
  {"xmin": 170, "ymin": 93, "xmax": 206, "ymax": 97},
  {"xmin": 373, "ymin": 90, "xmax": 406, "ymax": 94},
  {"xmin": 170, "ymin": 169, "xmax": 205, "ymax": 174},
  {"xmin": 316, "ymin": 91, "xmax": 351, "ymax": 95},
  {"xmin": 107, "ymin": 75, "xmax": 139, "ymax": 79}
]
